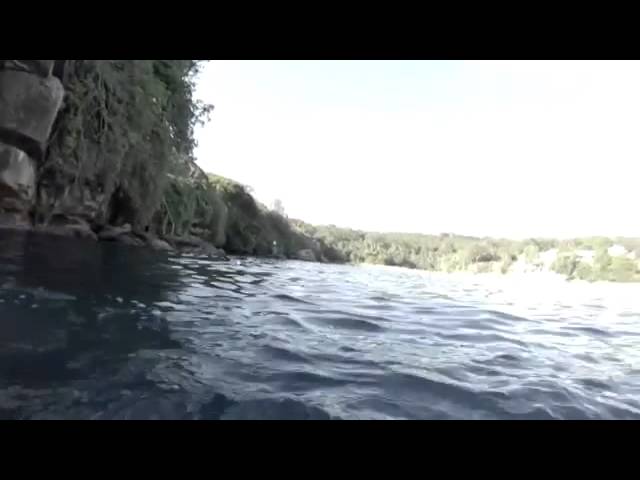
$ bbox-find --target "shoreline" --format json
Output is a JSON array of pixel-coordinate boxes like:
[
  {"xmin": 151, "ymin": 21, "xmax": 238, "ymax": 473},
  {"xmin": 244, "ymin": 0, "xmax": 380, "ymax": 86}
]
[
  {"xmin": 3, "ymin": 225, "xmax": 640, "ymax": 285},
  {"xmin": 356, "ymin": 261, "xmax": 640, "ymax": 285},
  {"xmin": 0, "ymin": 223, "xmax": 228, "ymax": 260}
]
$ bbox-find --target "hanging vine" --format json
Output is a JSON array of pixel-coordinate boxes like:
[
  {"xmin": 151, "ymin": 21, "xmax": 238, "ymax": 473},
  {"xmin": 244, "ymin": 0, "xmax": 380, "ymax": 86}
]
[{"xmin": 37, "ymin": 60, "xmax": 213, "ymax": 229}]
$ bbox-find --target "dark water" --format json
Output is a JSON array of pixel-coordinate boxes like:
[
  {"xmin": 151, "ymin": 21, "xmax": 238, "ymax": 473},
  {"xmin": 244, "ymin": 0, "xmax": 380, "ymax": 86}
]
[{"xmin": 1, "ymin": 230, "xmax": 639, "ymax": 420}]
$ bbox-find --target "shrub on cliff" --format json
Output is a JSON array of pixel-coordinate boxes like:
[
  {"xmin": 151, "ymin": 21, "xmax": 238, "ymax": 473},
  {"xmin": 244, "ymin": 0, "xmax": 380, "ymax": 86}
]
[
  {"xmin": 205, "ymin": 174, "xmax": 331, "ymax": 258},
  {"xmin": 40, "ymin": 60, "xmax": 212, "ymax": 229}
]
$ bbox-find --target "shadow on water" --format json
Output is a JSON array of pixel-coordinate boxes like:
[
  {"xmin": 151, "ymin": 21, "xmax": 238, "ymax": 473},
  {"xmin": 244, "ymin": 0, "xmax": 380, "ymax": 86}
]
[
  {"xmin": 0, "ymin": 231, "xmax": 194, "ymax": 419},
  {"xmin": 0, "ymin": 231, "xmax": 332, "ymax": 420},
  {"xmin": 3, "ymin": 231, "xmax": 637, "ymax": 420}
]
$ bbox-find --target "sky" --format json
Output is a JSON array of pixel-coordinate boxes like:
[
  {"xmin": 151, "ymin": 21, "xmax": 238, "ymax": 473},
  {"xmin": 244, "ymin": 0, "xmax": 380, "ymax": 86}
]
[{"xmin": 193, "ymin": 60, "xmax": 640, "ymax": 239}]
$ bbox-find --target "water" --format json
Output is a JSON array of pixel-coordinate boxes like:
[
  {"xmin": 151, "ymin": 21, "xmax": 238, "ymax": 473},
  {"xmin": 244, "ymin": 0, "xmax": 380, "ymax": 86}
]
[{"xmin": 1, "ymin": 230, "xmax": 639, "ymax": 420}]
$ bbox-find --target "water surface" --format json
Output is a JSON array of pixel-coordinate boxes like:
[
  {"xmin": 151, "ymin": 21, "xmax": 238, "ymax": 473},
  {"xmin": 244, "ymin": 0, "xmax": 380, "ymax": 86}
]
[{"xmin": 1, "ymin": 231, "xmax": 639, "ymax": 419}]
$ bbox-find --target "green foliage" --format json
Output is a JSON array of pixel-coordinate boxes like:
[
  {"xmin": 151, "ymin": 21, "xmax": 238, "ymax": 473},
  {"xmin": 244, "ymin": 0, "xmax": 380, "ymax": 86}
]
[
  {"xmin": 523, "ymin": 244, "xmax": 540, "ymax": 263},
  {"xmin": 155, "ymin": 170, "xmax": 640, "ymax": 283},
  {"xmin": 575, "ymin": 252, "xmax": 637, "ymax": 282},
  {"xmin": 533, "ymin": 239, "xmax": 558, "ymax": 251},
  {"xmin": 42, "ymin": 60, "xmax": 640, "ymax": 284},
  {"xmin": 574, "ymin": 262, "xmax": 595, "ymax": 281},
  {"xmin": 593, "ymin": 249, "xmax": 612, "ymax": 276},
  {"xmin": 197, "ymin": 176, "xmax": 334, "ymax": 258},
  {"xmin": 273, "ymin": 221, "xmax": 640, "ymax": 283},
  {"xmin": 41, "ymin": 60, "xmax": 212, "ymax": 228},
  {"xmin": 562, "ymin": 251, "xmax": 638, "ymax": 282},
  {"xmin": 557, "ymin": 240, "xmax": 580, "ymax": 253},
  {"xmin": 156, "ymin": 174, "xmax": 226, "ymax": 243},
  {"xmin": 551, "ymin": 254, "xmax": 578, "ymax": 276},
  {"xmin": 580, "ymin": 237, "xmax": 613, "ymax": 251},
  {"xmin": 608, "ymin": 257, "xmax": 638, "ymax": 282},
  {"xmin": 500, "ymin": 255, "xmax": 514, "ymax": 274}
]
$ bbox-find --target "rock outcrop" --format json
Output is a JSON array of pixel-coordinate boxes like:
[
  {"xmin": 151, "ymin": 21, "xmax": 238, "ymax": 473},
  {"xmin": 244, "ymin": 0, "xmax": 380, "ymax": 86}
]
[
  {"xmin": 148, "ymin": 237, "xmax": 174, "ymax": 252},
  {"xmin": 164, "ymin": 234, "xmax": 227, "ymax": 259},
  {"xmin": 1, "ymin": 61, "xmax": 336, "ymax": 264},
  {"xmin": 0, "ymin": 60, "xmax": 228, "ymax": 259},
  {"xmin": 295, "ymin": 249, "xmax": 317, "ymax": 262},
  {"xmin": 0, "ymin": 60, "xmax": 64, "ymax": 226},
  {"xmin": 0, "ymin": 144, "xmax": 35, "ymax": 220},
  {"xmin": 0, "ymin": 69, "xmax": 64, "ymax": 146},
  {"xmin": 97, "ymin": 224, "xmax": 133, "ymax": 241}
]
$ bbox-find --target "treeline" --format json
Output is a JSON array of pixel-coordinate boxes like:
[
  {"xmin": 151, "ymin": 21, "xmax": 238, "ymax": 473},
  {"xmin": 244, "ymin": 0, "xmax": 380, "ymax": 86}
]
[
  {"xmin": 288, "ymin": 221, "xmax": 640, "ymax": 282},
  {"xmin": 175, "ymin": 175, "xmax": 639, "ymax": 283},
  {"xmin": 204, "ymin": 174, "xmax": 331, "ymax": 257},
  {"xmin": 550, "ymin": 248, "xmax": 639, "ymax": 283},
  {"xmin": 161, "ymin": 172, "xmax": 332, "ymax": 258},
  {"xmin": 43, "ymin": 60, "xmax": 640, "ymax": 282}
]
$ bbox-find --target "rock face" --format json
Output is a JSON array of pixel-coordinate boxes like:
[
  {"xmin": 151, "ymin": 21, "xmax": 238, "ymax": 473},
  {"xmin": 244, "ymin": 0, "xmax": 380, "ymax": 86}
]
[
  {"xmin": 0, "ymin": 211, "xmax": 31, "ymax": 229},
  {"xmin": 295, "ymin": 249, "xmax": 317, "ymax": 262},
  {"xmin": 0, "ymin": 69, "xmax": 64, "ymax": 146},
  {"xmin": 114, "ymin": 233, "xmax": 145, "ymax": 247},
  {"xmin": 34, "ymin": 217, "xmax": 98, "ymax": 241},
  {"xmin": 97, "ymin": 224, "xmax": 132, "ymax": 241},
  {"xmin": 0, "ymin": 60, "xmax": 228, "ymax": 262},
  {"xmin": 0, "ymin": 60, "xmax": 55, "ymax": 78},
  {"xmin": 164, "ymin": 234, "xmax": 227, "ymax": 259},
  {"xmin": 0, "ymin": 144, "xmax": 35, "ymax": 212},
  {"xmin": 149, "ymin": 238, "xmax": 174, "ymax": 252},
  {"xmin": 36, "ymin": 182, "xmax": 106, "ymax": 230},
  {"xmin": 0, "ymin": 60, "xmax": 64, "ymax": 226}
]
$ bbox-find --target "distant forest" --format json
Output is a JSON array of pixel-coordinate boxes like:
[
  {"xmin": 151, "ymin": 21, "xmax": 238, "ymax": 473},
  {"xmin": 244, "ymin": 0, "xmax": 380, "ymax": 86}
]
[
  {"xmin": 161, "ymin": 168, "xmax": 640, "ymax": 283},
  {"xmin": 289, "ymin": 220, "xmax": 640, "ymax": 283}
]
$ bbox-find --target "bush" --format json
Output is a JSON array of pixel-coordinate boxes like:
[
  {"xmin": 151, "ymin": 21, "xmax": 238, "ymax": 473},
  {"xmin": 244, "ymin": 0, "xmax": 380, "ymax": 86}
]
[
  {"xmin": 552, "ymin": 254, "xmax": 578, "ymax": 276},
  {"xmin": 523, "ymin": 244, "xmax": 540, "ymax": 264},
  {"xmin": 41, "ymin": 60, "xmax": 212, "ymax": 229},
  {"xmin": 608, "ymin": 257, "xmax": 638, "ymax": 282},
  {"xmin": 593, "ymin": 249, "xmax": 612, "ymax": 277},
  {"xmin": 500, "ymin": 255, "xmax": 514, "ymax": 274},
  {"xmin": 574, "ymin": 263, "xmax": 595, "ymax": 281}
]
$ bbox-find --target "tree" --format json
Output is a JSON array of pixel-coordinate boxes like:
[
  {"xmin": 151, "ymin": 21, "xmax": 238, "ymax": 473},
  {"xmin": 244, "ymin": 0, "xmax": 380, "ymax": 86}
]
[
  {"xmin": 609, "ymin": 257, "xmax": 637, "ymax": 282},
  {"xmin": 272, "ymin": 198, "xmax": 286, "ymax": 216},
  {"xmin": 552, "ymin": 254, "xmax": 578, "ymax": 276},
  {"xmin": 593, "ymin": 249, "xmax": 612, "ymax": 276},
  {"xmin": 523, "ymin": 244, "xmax": 540, "ymax": 264}
]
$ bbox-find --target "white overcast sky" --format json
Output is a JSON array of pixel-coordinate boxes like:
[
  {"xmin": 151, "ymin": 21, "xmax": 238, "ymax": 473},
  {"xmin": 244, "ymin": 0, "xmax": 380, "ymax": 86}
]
[{"xmin": 193, "ymin": 60, "xmax": 639, "ymax": 239}]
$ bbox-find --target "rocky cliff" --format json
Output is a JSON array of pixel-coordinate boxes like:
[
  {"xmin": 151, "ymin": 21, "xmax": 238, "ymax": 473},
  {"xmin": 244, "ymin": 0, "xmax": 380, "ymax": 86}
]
[
  {"xmin": 0, "ymin": 60, "xmax": 328, "ymax": 262},
  {"xmin": 0, "ymin": 60, "xmax": 63, "ymax": 229},
  {"xmin": 0, "ymin": 60, "xmax": 225, "ymax": 257}
]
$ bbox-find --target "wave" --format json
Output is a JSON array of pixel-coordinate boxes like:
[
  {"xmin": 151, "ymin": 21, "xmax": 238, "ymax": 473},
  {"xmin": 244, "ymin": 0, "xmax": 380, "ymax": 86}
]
[{"xmin": 219, "ymin": 397, "xmax": 333, "ymax": 420}]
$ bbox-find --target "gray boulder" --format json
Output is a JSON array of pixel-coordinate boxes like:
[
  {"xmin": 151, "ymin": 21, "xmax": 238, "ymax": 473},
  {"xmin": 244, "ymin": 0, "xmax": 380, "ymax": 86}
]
[
  {"xmin": 97, "ymin": 223, "xmax": 132, "ymax": 241},
  {"xmin": 0, "ymin": 143, "xmax": 35, "ymax": 213},
  {"xmin": 149, "ymin": 238, "xmax": 174, "ymax": 252},
  {"xmin": 164, "ymin": 234, "xmax": 227, "ymax": 259},
  {"xmin": 130, "ymin": 230, "xmax": 175, "ymax": 252},
  {"xmin": 35, "ymin": 220, "xmax": 97, "ymax": 241},
  {"xmin": 295, "ymin": 248, "xmax": 317, "ymax": 262},
  {"xmin": 115, "ymin": 233, "xmax": 145, "ymax": 247},
  {"xmin": 0, "ymin": 60, "xmax": 55, "ymax": 78},
  {"xmin": 0, "ymin": 70, "xmax": 64, "ymax": 145}
]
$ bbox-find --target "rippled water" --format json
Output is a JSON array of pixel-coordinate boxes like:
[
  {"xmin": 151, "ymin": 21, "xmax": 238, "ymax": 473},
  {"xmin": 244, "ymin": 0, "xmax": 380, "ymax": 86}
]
[{"xmin": 1, "ymin": 230, "xmax": 639, "ymax": 419}]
